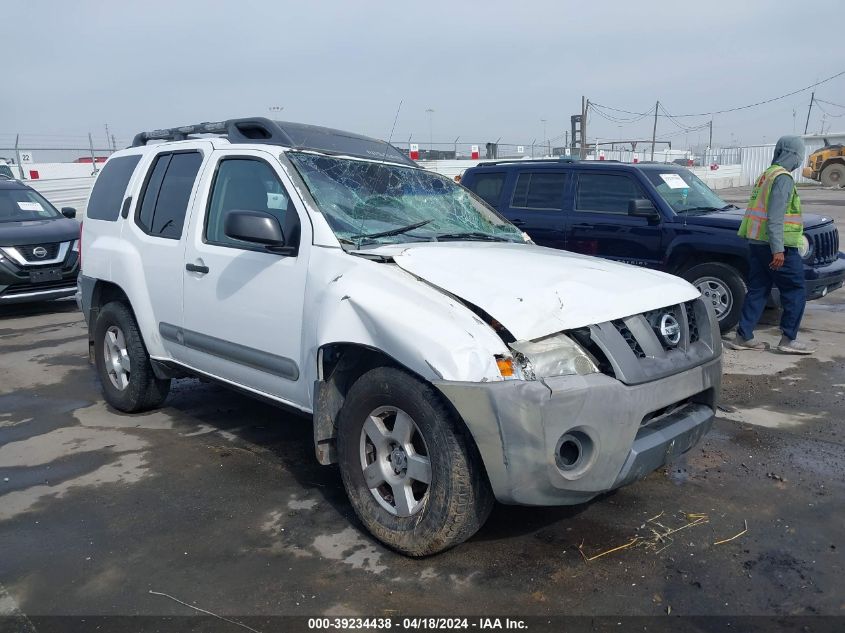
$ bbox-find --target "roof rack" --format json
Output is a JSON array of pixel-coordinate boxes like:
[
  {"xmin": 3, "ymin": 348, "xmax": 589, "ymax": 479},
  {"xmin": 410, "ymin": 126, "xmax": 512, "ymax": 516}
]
[
  {"xmin": 476, "ymin": 157, "xmax": 578, "ymax": 167},
  {"xmin": 131, "ymin": 117, "xmax": 416, "ymax": 166}
]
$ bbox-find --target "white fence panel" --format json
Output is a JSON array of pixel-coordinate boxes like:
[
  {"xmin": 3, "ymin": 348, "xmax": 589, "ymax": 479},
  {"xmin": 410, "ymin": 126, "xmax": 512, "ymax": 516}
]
[{"xmin": 27, "ymin": 176, "xmax": 97, "ymax": 215}]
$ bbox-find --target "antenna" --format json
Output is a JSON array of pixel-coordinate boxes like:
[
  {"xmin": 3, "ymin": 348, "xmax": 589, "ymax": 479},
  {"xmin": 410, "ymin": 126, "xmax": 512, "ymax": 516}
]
[{"xmin": 356, "ymin": 99, "xmax": 404, "ymax": 250}]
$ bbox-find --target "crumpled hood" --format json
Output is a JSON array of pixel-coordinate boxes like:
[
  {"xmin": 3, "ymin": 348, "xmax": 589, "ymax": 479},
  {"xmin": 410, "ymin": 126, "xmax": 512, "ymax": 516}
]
[
  {"xmin": 365, "ymin": 242, "xmax": 700, "ymax": 341},
  {"xmin": 772, "ymin": 135, "xmax": 805, "ymax": 173}
]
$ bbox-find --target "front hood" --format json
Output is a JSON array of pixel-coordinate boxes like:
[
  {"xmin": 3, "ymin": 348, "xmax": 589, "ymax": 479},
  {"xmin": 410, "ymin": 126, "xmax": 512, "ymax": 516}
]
[
  {"xmin": 0, "ymin": 217, "xmax": 79, "ymax": 246},
  {"xmin": 682, "ymin": 207, "xmax": 832, "ymax": 230},
  {"xmin": 363, "ymin": 242, "xmax": 699, "ymax": 341}
]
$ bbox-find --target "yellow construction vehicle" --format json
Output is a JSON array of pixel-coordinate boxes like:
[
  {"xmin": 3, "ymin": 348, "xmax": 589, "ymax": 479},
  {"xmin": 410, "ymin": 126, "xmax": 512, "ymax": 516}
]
[{"xmin": 802, "ymin": 139, "xmax": 845, "ymax": 186}]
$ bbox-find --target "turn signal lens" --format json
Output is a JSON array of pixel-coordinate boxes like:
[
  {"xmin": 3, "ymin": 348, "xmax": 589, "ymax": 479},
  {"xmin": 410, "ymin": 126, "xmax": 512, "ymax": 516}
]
[{"xmin": 496, "ymin": 356, "xmax": 515, "ymax": 378}]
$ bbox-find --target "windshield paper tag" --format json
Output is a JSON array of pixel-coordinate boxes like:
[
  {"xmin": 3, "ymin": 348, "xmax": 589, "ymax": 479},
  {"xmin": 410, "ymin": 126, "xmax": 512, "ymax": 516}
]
[
  {"xmin": 660, "ymin": 174, "xmax": 688, "ymax": 189},
  {"xmin": 17, "ymin": 201, "xmax": 43, "ymax": 211}
]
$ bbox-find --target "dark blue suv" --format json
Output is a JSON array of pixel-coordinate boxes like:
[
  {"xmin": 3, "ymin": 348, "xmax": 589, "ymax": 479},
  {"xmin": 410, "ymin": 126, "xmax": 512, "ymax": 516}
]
[{"xmin": 461, "ymin": 159, "xmax": 845, "ymax": 332}]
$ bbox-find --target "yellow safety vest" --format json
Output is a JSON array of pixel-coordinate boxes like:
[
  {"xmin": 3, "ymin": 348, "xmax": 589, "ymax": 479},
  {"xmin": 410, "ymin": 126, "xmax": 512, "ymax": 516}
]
[{"xmin": 738, "ymin": 165, "xmax": 803, "ymax": 247}]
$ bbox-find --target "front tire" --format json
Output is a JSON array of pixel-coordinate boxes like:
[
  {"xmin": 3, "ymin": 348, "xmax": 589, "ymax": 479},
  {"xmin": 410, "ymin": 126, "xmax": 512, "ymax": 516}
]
[
  {"xmin": 682, "ymin": 262, "xmax": 746, "ymax": 333},
  {"xmin": 820, "ymin": 163, "xmax": 845, "ymax": 187},
  {"xmin": 93, "ymin": 301, "xmax": 170, "ymax": 412},
  {"xmin": 337, "ymin": 367, "xmax": 493, "ymax": 556}
]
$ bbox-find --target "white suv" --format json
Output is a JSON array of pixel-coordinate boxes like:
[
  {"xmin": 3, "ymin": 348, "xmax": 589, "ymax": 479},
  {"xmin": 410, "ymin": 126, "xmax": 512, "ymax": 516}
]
[{"xmin": 78, "ymin": 118, "xmax": 722, "ymax": 555}]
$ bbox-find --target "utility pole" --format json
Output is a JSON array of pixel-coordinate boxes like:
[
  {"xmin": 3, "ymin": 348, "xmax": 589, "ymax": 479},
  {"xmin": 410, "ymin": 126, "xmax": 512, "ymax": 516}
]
[
  {"xmin": 708, "ymin": 119, "xmax": 713, "ymax": 150},
  {"xmin": 453, "ymin": 136, "xmax": 460, "ymax": 159},
  {"xmin": 111, "ymin": 134, "xmax": 117, "ymax": 151},
  {"xmin": 804, "ymin": 92, "xmax": 815, "ymax": 134},
  {"xmin": 88, "ymin": 133, "xmax": 99, "ymax": 174},
  {"xmin": 581, "ymin": 96, "xmax": 589, "ymax": 159},
  {"xmin": 541, "ymin": 118, "xmax": 547, "ymax": 154},
  {"xmin": 650, "ymin": 100, "xmax": 659, "ymax": 161},
  {"xmin": 104, "ymin": 123, "xmax": 111, "ymax": 151}
]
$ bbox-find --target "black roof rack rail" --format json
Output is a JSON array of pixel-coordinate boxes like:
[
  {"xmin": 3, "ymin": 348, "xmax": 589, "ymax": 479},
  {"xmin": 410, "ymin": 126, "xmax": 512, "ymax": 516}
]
[
  {"xmin": 476, "ymin": 157, "xmax": 578, "ymax": 167},
  {"xmin": 131, "ymin": 117, "xmax": 417, "ymax": 166}
]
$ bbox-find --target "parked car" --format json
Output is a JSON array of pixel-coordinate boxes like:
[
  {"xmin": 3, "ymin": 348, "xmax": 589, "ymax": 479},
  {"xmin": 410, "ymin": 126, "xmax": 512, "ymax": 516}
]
[
  {"xmin": 78, "ymin": 118, "xmax": 721, "ymax": 555},
  {"xmin": 461, "ymin": 159, "xmax": 845, "ymax": 332},
  {"xmin": 0, "ymin": 178, "xmax": 80, "ymax": 304}
]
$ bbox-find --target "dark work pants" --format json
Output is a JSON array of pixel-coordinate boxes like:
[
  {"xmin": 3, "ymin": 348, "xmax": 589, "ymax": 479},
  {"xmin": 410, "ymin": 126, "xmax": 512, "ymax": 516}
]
[{"xmin": 737, "ymin": 244, "xmax": 806, "ymax": 341}]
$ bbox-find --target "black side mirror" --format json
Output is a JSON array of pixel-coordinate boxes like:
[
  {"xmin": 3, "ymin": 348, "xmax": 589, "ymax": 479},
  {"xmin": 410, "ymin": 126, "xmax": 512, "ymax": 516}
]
[
  {"xmin": 224, "ymin": 209, "xmax": 294, "ymax": 254},
  {"xmin": 61, "ymin": 207, "xmax": 77, "ymax": 218},
  {"xmin": 628, "ymin": 198, "xmax": 659, "ymax": 219}
]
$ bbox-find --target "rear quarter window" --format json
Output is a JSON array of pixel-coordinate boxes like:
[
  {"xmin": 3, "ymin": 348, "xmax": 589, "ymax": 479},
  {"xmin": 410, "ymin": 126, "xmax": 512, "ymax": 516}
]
[
  {"xmin": 468, "ymin": 172, "xmax": 506, "ymax": 208},
  {"xmin": 86, "ymin": 155, "xmax": 142, "ymax": 221}
]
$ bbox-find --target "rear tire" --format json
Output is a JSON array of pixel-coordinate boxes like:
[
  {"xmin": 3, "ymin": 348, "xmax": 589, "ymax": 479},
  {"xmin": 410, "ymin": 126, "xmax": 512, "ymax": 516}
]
[
  {"xmin": 337, "ymin": 367, "xmax": 493, "ymax": 556},
  {"xmin": 682, "ymin": 262, "xmax": 746, "ymax": 333},
  {"xmin": 93, "ymin": 301, "xmax": 170, "ymax": 412},
  {"xmin": 820, "ymin": 163, "xmax": 845, "ymax": 188}
]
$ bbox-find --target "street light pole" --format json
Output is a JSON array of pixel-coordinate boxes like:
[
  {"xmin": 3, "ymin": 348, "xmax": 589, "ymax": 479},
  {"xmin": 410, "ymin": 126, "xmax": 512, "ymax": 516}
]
[{"xmin": 426, "ymin": 108, "xmax": 435, "ymax": 152}]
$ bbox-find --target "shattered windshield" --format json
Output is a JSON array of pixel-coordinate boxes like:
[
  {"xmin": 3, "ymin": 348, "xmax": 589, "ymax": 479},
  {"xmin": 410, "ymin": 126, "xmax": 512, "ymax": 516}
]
[
  {"xmin": 289, "ymin": 152, "xmax": 524, "ymax": 247},
  {"xmin": 643, "ymin": 169, "xmax": 731, "ymax": 215}
]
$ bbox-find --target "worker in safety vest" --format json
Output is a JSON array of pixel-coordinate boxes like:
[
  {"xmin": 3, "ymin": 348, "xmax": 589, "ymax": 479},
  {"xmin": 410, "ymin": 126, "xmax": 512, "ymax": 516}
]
[{"xmin": 725, "ymin": 135, "xmax": 814, "ymax": 354}]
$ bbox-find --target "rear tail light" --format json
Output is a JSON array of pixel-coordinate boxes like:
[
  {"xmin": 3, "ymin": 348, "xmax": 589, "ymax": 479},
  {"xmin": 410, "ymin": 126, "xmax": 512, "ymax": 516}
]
[{"xmin": 78, "ymin": 223, "xmax": 83, "ymax": 266}]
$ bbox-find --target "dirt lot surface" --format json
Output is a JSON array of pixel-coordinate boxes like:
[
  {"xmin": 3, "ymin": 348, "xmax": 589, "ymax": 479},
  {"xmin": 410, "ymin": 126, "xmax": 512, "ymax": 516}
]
[{"xmin": 1, "ymin": 186, "xmax": 843, "ymax": 629}]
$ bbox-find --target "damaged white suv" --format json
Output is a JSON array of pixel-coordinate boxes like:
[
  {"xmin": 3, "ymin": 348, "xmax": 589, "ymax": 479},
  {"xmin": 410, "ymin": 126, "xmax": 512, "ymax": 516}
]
[{"xmin": 79, "ymin": 118, "xmax": 721, "ymax": 555}]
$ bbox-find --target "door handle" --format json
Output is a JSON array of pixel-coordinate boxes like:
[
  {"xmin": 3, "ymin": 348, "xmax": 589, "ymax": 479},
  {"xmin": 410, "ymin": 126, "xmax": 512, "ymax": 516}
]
[
  {"xmin": 185, "ymin": 262, "xmax": 209, "ymax": 274},
  {"xmin": 511, "ymin": 218, "xmax": 526, "ymax": 227}
]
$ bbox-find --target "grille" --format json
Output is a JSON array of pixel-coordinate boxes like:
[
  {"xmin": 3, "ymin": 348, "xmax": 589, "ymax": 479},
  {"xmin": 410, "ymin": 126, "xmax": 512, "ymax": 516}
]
[
  {"xmin": 613, "ymin": 320, "xmax": 646, "ymax": 358},
  {"xmin": 684, "ymin": 300, "xmax": 700, "ymax": 343},
  {"xmin": 16, "ymin": 242, "xmax": 62, "ymax": 261},
  {"xmin": 811, "ymin": 226, "xmax": 839, "ymax": 266},
  {"xmin": 3, "ymin": 279, "xmax": 75, "ymax": 295}
]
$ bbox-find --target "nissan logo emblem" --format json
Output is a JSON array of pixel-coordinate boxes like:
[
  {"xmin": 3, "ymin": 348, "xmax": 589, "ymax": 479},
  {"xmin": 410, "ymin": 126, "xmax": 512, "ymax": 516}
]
[
  {"xmin": 658, "ymin": 313, "xmax": 681, "ymax": 347},
  {"xmin": 32, "ymin": 246, "xmax": 48, "ymax": 258}
]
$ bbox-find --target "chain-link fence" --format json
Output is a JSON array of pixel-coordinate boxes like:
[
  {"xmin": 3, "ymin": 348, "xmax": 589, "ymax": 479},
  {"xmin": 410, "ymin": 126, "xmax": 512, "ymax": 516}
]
[{"xmin": 0, "ymin": 132, "xmax": 129, "ymax": 179}]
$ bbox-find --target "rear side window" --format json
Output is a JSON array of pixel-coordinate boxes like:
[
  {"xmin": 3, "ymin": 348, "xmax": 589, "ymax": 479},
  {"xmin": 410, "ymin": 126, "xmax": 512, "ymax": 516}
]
[
  {"xmin": 576, "ymin": 173, "xmax": 647, "ymax": 214},
  {"xmin": 511, "ymin": 172, "xmax": 568, "ymax": 210},
  {"xmin": 469, "ymin": 172, "xmax": 505, "ymax": 208},
  {"xmin": 136, "ymin": 151, "xmax": 203, "ymax": 239},
  {"xmin": 86, "ymin": 155, "xmax": 141, "ymax": 221}
]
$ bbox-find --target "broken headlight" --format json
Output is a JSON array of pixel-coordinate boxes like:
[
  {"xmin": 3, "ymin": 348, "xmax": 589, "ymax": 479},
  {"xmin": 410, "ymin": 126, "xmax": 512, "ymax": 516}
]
[{"xmin": 509, "ymin": 333, "xmax": 598, "ymax": 380}]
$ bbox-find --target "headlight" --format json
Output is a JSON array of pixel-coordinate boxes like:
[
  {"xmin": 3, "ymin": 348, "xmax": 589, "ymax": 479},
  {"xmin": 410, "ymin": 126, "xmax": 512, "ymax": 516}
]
[
  {"xmin": 71, "ymin": 239, "xmax": 79, "ymax": 252},
  {"xmin": 508, "ymin": 333, "xmax": 598, "ymax": 380},
  {"xmin": 798, "ymin": 235, "xmax": 811, "ymax": 259}
]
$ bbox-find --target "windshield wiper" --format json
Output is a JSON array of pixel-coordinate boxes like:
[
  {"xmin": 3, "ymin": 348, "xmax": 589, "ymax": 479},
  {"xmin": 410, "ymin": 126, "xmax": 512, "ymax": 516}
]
[
  {"xmin": 680, "ymin": 206, "xmax": 721, "ymax": 215},
  {"xmin": 350, "ymin": 219, "xmax": 432, "ymax": 241},
  {"xmin": 435, "ymin": 232, "xmax": 513, "ymax": 242}
]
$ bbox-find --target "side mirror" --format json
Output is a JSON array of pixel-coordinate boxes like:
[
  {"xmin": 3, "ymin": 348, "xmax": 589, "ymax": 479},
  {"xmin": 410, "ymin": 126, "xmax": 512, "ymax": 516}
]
[
  {"xmin": 224, "ymin": 209, "xmax": 293, "ymax": 254},
  {"xmin": 628, "ymin": 198, "xmax": 659, "ymax": 219},
  {"xmin": 61, "ymin": 207, "xmax": 77, "ymax": 218}
]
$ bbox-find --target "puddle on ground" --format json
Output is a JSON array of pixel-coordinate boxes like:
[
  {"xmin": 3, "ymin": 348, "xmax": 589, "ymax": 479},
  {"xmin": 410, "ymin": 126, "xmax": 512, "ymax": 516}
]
[{"xmin": 719, "ymin": 407, "xmax": 823, "ymax": 429}]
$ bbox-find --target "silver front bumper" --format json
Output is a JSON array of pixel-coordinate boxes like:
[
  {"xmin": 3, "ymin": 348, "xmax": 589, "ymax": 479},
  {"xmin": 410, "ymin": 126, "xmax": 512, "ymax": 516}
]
[{"xmin": 435, "ymin": 355, "xmax": 721, "ymax": 506}]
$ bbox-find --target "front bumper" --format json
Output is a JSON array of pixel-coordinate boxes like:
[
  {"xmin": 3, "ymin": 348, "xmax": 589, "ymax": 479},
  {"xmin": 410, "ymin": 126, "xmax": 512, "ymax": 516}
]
[
  {"xmin": 0, "ymin": 252, "xmax": 79, "ymax": 304},
  {"xmin": 435, "ymin": 356, "xmax": 721, "ymax": 506},
  {"xmin": 804, "ymin": 253, "xmax": 845, "ymax": 300}
]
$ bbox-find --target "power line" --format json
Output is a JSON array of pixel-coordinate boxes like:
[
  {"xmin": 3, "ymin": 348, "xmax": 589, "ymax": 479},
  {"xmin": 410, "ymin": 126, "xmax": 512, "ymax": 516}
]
[
  {"xmin": 588, "ymin": 103, "xmax": 652, "ymax": 124},
  {"xmin": 814, "ymin": 101, "xmax": 844, "ymax": 118},
  {"xmin": 590, "ymin": 69, "xmax": 845, "ymax": 118},
  {"xmin": 816, "ymin": 98, "xmax": 845, "ymax": 109}
]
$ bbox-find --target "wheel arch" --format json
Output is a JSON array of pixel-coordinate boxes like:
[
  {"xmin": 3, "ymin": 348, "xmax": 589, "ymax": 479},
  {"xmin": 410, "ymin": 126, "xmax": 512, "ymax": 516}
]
[
  {"xmin": 86, "ymin": 280, "xmax": 132, "ymax": 356},
  {"xmin": 312, "ymin": 342, "xmax": 486, "ymax": 478}
]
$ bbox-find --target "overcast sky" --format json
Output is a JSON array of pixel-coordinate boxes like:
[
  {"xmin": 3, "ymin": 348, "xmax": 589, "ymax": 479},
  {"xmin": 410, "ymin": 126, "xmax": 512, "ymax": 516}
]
[{"xmin": 2, "ymin": 0, "xmax": 844, "ymax": 151}]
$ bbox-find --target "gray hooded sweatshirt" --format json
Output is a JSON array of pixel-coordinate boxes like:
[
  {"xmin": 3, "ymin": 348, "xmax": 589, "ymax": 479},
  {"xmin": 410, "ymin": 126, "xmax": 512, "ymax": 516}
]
[{"xmin": 750, "ymin": 135, "xmax": 805, "ymax": 253}]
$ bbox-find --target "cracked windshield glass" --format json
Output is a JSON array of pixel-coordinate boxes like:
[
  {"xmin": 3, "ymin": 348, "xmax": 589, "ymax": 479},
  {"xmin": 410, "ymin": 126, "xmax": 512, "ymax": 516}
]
[
  {"xmin": 289, "ymin": 152, "xmax": 525, "ymax": 246},
  {"xmin": 643, "ymin": 169, "xmax": 733, "ymax": 215}
]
